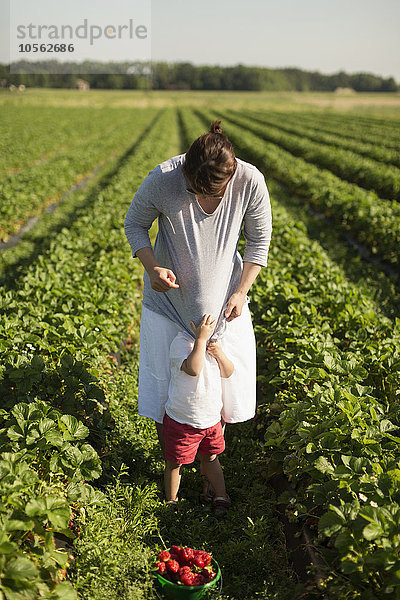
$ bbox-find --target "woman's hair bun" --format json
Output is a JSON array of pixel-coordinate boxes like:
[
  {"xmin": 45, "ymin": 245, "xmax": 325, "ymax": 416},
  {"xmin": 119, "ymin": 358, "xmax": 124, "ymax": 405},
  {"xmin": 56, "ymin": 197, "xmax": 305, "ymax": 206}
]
[{"xmin": 209, "ymin": 120, "xmax": 223, "ymax": 135}]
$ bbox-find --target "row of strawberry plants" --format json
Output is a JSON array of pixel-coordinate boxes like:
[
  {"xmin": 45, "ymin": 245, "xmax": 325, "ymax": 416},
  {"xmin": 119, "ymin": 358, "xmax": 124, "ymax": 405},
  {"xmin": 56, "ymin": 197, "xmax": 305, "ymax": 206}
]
[
  {"xmin": 195, "ymin": 108, "xmax": 400, "ymax": 271},
  {"xmin": 265, "ymin": 179, "xmax": 400, "ymax": 323},
  {"xmin": 245, "ymin": 110, "xmax": 400, "ymax": 169},
  {"xmin": 0, "ymin": 106, "xmax": 174, "ymax": 377},
  {"xmin": 0, "ymin": 394, "xmax": 105, "ymax": 599},
  {"xmin": 249, "ymin": 204, "xmax": 400, "ymax": 599},
  {"xmin": 0, "ymin": 106, "xmax": 134, "ymax": 176},
  {"xmin": 226, "ymin": 109, "xmax": 400, "ymax": 201},
  {"xmin": 182, "ymin": 107, "xmax": 400, "ymax": 597},
  {"xmin": 0, "ymin": 107, "xmax": 179, "ymax": 599},
  {"xmin": 0, "ymin": 107, "xmax": 159, "ymax": 242},
  {"xmin": 275, "ymin": 110, "xmax": 400, "ymax": 150},
  {"xmin": 0, "ymin": 137, "xmax": 135, "ymax": 281}
]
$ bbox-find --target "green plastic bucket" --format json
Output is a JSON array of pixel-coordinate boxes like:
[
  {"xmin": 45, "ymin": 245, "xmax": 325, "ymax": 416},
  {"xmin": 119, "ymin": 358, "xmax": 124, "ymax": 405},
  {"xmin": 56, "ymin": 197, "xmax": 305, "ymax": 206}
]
[{"xmin": 155, "ymin": 559, "xmax": 221, "ymax": 600}]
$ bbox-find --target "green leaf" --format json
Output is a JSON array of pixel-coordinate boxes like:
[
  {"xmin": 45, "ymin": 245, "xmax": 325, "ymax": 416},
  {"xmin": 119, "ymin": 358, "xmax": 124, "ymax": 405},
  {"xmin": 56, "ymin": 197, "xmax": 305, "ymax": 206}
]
[
  {"xmin": 45, "ymin": 429, "xmax": 64, "ymax": 447},
  {"xmin": 380, "ymin": 419, "xmax": 397, "ymax": 433},
  {"xmin": 332, "ymin": 465, "xmax": 352, "ymax": 479},
  {"xmin": 4, "ymin": 557, "xmax": 38, "ymax": 580},
  {"xmin": 4, "ymin": 518, "xmax": 35, "ymax": 532},
  {"xmin": 60, "ymin": 415, "xmax": 89, "ymax": 441},
  {"xmin": 0, "ymin": 539, "xmax": 17, "ymax": 554},
  {"xmin": 314, "ymin": 456, "xmax": 334, "ymax": 475},
  {"xmin": 52, "ymin": 582, "xmax": 78, "ymax": 600},
  {"xmin": 334, "ymin": 529, "xmax": 354, "ymax": 552},
  {"xmin": 306, "ymin": 442, "xmax": 316, "ymax": 453},
  {"xmin": 323, "ymin": 354, "xmax": 336, "ymax": 370},
  {"xmin": 38, "ymin": 418, "xmax": 57, "ymax": 436},
  {"xmin": 25, "ymin": 497, "xmax": 47, "ymax": 517},
  {"xmin": 349, "ymin": 457, "xmax": 370, "ymax": 473},
  {"xmin": 363, "ymin": 522, "xmax": 384, "ymax": 541},
  {"xmin": 318, "ymin": 510, "xmax": 343, "ymax": 536}
]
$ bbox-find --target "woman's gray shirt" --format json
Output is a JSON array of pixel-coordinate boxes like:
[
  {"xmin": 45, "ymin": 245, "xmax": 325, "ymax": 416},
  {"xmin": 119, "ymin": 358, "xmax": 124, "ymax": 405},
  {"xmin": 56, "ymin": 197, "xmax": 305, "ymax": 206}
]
[{"xmin": 124, "ymin": 154, "xmax": 272, "ymax": 338}]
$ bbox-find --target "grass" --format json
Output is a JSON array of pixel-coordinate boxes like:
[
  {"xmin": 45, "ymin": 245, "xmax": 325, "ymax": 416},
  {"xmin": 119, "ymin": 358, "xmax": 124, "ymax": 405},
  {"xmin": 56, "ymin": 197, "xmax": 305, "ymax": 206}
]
[{"xmin": 1, "ymin": 87, "xmax": 400, "ymax": 117}]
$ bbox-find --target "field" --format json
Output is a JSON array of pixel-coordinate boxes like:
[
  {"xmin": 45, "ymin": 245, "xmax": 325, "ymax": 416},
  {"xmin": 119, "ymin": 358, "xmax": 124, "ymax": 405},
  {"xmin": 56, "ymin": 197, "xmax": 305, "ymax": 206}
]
[{"xmin": 1, "ymin": 88, "xmax": 400, "ymax": 600}]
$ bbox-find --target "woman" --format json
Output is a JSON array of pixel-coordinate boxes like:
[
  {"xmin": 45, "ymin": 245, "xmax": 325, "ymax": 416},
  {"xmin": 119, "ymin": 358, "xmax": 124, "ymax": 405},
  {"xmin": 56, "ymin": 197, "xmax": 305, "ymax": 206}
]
[{"xmin": 124, "ymin": 120, "xmax": 272, "ymax": 459}]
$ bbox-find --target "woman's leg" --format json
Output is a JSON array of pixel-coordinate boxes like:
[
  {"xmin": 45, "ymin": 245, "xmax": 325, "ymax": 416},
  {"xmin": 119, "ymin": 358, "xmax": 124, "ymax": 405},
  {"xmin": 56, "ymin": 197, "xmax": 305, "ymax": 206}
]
[
  {"xmin": 221, "ymin": 300, "xmax": 256, "ymax": 424},
  {"xmin": 198, "ymin": 454, "xmax": 227, "ymax": 498},
  {"xmin": 138, "ymin": 306, "xmax": 179, "ymax": 433},
  {"xmin": 155, "ymin": 421, "xmax": 165, "ymax": 457},
  {"xmin": 164, "ymin": 460, "xmax": 183, "ymax": 502}
]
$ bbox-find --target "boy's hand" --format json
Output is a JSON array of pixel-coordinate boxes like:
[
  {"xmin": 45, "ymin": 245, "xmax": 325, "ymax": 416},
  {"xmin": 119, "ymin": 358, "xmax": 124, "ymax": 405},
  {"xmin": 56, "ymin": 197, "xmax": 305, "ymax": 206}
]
[
  {"xmin": 190, "ymin": 314, "xmax": 216, "ymax": 341},
  {"xmin": 206, "ymin": 341, "xmax": 223, "ymax": 358}
]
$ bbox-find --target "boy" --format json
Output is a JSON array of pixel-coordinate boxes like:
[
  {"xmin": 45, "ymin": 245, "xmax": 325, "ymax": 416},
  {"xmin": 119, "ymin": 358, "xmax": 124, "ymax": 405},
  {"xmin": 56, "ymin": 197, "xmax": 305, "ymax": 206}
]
[{"xmin": 163, "ymin": 314, "xmax": 233, "ymax": 516}]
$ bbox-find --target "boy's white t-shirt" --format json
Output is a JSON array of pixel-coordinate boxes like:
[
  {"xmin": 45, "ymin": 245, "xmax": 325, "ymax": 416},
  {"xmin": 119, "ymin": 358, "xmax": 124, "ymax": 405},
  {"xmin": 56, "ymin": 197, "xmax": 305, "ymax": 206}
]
[{"xmin": 165, "ymin": 332, "xmax": 223, "ymax": 429}]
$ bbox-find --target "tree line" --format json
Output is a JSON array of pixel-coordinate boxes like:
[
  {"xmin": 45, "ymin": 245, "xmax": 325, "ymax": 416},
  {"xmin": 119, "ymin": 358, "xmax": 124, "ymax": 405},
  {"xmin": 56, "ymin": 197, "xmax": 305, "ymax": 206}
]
[{"xmin": 1, "ymin": 60, "xmax": 398, "ymax": 92}]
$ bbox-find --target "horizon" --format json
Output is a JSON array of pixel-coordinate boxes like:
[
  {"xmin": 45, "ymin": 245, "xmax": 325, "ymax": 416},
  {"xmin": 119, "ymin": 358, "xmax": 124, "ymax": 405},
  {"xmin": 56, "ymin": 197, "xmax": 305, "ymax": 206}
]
[{"xmin": 3, "ymin": 59, "xmax": 398, "ymax": 85}]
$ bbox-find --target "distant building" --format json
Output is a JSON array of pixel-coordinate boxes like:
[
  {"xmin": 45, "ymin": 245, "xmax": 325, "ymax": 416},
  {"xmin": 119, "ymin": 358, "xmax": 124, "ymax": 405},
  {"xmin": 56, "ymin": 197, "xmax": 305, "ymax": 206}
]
[
  {"xmin": 334, "ymin": 87, "xmax": 356, "ymax": 95},
  {"xmin": 76, "ymin": 78, "xmax": 90, "ymax": 90}
]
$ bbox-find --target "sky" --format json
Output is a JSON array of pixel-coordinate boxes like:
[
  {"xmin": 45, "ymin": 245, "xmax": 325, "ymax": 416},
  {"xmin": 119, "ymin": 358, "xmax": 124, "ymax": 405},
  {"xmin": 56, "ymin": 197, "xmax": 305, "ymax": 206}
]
[{"xmin": 1, "ymin": 0, "xmax": 399, "ymax": 80}]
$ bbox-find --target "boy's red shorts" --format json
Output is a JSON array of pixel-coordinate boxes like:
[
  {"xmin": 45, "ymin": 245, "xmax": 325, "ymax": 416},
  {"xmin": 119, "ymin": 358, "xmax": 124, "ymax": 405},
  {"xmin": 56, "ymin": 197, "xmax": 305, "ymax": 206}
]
[{"xmin": 163, "ymin": 413, "xmax": 225, "ymax": 465}]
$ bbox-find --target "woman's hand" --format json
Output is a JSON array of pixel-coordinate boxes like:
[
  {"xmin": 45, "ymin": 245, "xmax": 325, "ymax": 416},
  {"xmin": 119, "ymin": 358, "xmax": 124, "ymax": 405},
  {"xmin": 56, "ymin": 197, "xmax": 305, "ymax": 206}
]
[
  {"xmin": 149, "ymin": 266, "xmax": 179, "ymax": 292},
  {"xmin": 225, "ymin": 291, "xmax": 246, "ymax": 322}
]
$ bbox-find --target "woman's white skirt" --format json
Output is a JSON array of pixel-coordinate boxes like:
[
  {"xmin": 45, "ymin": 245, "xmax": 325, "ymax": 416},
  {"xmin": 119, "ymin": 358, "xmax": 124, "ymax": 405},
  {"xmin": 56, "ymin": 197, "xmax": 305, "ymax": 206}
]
[{"xmin": 138, "ymin": 300, "xmax": 256, "ymax": 425}]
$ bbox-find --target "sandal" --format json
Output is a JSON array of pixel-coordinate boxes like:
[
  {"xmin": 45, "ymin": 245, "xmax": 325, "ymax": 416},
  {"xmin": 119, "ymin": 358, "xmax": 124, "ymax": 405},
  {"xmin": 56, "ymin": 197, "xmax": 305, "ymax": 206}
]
[
  {"xmin": 212, "ymin": 496, "xmax": 231, "ymax": 517},
  {"xmin": 200, "ymin": 478, "xmax": 215, "ymax": 504},
  {"xmin": 165, "ymin": 499, "xmax": 179, "ymax": 513}
]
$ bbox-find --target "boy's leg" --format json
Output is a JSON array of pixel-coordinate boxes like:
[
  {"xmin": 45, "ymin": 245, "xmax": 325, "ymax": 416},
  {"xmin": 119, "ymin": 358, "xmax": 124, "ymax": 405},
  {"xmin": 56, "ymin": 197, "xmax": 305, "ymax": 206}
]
[
  {"xmin": 200, "ymin": 419, "xmax": 226, "ymax": 496},
  {"xmin": 198, "ymin": 454, "xmax": 227, "ymax": 498},
  {"xmin": 164, "ymin": 460, "xmax": 182, "ymax": 502}
]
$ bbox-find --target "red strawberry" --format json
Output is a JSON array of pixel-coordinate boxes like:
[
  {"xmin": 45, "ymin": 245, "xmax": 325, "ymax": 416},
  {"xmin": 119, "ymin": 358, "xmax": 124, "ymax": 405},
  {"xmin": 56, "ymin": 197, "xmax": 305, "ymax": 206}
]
[
  {"xmin": 169, "ymin": 552, "xmax": 180, "ymax": 562},
  {"xmin": 179, "ymin": 547, "xmax": 195, "ymax": 562},
  {"xmin": 157, "ymin": 561, "xmax": 166, "ymax": 574},
  {"xmin": 170, "ymin": 545, "xmax": 181, "ymax": 554},
  {"xmin": 157, "ymin": 550, "xmax": 171, "ymax": 562},
  {"xmin": 201, "ymin": 563, "xmax": 216, "ymax": 580},
  {"xmin": 179, "ymin": 566, "xmax": 192, "ymax": 576},
  {"xmin": 193, "ymin": 555, "xmax": 205, "ymax": 568},
  {"xmin": 192, "ymin": 573, "xmax": 205, "ymax": 586},
  {"xmin": 200, "ymin": 551, "xmax": 212, "ymax": 566},
  {"xmin": 166, "ymin": 559, "xmax": 180, "ymax": 573},
  {"xmin": 181, "ymin": 572, "xmax": 195, "ymax": 586}
]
